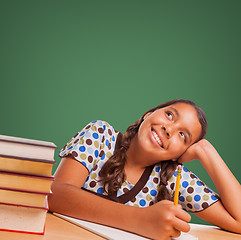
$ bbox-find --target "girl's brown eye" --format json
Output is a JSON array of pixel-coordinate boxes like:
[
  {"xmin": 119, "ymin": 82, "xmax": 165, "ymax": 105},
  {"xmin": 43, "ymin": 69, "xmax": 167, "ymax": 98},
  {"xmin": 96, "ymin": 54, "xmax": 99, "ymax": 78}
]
[
  {"xmin": 166, "ymin": 112, "xmax": 173, "ymax": 120},
  {"xmin": 180, "ymin": 132, "xmax": 186, "ymax": 142}
]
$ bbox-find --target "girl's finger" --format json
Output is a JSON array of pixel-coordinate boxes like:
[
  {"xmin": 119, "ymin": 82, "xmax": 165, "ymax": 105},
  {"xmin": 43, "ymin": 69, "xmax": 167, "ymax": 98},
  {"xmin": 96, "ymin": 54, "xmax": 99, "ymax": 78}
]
[
  {"xmin": 174, "ymin": 206, "xmax": 192, "ymax": 223},
  {"xmin": 173, "ymin": 216, "xmax": 191, "ymax": 233}
]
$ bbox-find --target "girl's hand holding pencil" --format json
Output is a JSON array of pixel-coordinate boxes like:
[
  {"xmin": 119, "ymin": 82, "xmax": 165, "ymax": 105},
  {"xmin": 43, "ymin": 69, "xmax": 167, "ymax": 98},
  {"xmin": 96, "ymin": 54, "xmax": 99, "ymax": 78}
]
[{"xmin": 140, "ymin": 198, "xmax": 191, "ymax": 239}]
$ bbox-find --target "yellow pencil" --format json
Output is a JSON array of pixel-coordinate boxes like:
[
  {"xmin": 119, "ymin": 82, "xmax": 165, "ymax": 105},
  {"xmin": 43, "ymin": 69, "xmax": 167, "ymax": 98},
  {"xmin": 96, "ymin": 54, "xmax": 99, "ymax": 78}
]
[{"xmin": 174, "ymin": 165, "xmax": 182, "ymax": 206}]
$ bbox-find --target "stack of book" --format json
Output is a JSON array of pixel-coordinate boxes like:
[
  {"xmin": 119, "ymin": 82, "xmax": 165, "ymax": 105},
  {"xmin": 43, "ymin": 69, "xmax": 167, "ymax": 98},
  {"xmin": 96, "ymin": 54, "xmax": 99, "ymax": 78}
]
[{"xmin": 0, "ymin": 134, "xmax": 57, "ymax": 234}]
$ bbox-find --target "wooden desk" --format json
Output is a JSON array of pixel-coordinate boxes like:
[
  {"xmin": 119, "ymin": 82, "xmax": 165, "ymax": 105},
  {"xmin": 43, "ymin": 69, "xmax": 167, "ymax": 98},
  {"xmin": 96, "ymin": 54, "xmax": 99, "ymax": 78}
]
[
  {"xmin": 0, "ymin": 213, "xmax": 104, "ymax": 240},
  {"xmin": 0, "ymin": 212, "xmax": 240, "ymax": 240},
  {"xmin": 189, "ymin": 223, "xmax": 241, "ymax": 240}
]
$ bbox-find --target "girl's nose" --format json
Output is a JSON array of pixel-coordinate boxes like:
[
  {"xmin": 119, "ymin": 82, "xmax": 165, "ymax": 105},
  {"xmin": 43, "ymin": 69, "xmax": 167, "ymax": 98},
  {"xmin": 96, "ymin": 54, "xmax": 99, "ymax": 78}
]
[{"xmin": 163, "ymin": 125, "xmax": 174, "ymax": 138}]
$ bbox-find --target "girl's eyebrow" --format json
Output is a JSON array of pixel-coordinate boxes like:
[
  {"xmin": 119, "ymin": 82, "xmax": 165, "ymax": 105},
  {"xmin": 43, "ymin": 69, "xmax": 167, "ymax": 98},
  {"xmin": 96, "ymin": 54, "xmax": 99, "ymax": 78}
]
[
  {"xmin": 169, "ymin": 107, "xmax": 179, "ymax": 117},
  {"xmin": 169, "ymin": 107, "xmax": 192, "ymax": 143}
]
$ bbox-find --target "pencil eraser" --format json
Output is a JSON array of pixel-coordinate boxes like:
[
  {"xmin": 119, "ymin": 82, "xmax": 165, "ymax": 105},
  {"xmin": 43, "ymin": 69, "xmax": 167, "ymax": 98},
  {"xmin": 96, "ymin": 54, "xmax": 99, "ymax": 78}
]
[{"xmin": 178, "ymin": 165, "xmax": 182, "ymax": 170}]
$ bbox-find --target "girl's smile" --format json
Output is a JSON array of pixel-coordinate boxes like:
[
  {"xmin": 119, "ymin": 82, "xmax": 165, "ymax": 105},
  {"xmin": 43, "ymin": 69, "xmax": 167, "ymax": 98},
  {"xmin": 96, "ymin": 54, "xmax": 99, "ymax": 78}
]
[{"xmin": 150, "ymin": 128, "xmax": 164, "ymax": 148}]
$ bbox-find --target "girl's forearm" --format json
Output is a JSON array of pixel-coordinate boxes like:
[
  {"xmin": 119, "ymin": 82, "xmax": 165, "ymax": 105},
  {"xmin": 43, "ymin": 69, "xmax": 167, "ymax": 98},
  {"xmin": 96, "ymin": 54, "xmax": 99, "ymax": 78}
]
[
  {"xmin": 48, "ymin": 183, "xmax": 140, "ymax": 233},
  {"xmin": 197, "ymin": 141, "xmax": 241, "ymax": 222}
]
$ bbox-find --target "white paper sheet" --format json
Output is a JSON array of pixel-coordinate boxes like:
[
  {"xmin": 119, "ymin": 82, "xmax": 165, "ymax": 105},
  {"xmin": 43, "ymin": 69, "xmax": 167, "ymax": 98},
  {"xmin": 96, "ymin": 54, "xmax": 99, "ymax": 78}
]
[{"xmin": 54, "ymin": 213, "xmax": 198, "ymax": 240}]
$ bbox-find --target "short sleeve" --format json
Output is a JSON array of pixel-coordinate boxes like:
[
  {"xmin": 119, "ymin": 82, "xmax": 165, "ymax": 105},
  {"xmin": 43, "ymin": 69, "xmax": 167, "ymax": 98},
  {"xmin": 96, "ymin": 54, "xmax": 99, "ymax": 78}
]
[
  {"xmin": 167, "ymin": 165, "xmax": 219, "ymax": 212},
  {"xmin": 59, "ymin": 120, "xmax": 114, "ymax": 173}
]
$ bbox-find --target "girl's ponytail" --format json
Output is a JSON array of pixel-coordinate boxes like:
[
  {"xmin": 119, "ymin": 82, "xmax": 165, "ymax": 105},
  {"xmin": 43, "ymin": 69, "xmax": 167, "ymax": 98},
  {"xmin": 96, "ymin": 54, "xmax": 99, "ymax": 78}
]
[
  {"xmin": 99, "ymin": 119, "xmax": 142, "ymax": 196},
  {"xmin": 157, "ymin": 161, "xmax": 178, "ymax": 201}
]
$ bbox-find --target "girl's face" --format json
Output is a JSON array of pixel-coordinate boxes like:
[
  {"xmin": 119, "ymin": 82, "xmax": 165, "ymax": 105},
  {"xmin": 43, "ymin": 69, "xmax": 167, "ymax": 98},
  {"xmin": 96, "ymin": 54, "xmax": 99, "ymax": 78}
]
[{"xmin": 136, "ymin": 103, "xmax": 202, "ymax": 164}]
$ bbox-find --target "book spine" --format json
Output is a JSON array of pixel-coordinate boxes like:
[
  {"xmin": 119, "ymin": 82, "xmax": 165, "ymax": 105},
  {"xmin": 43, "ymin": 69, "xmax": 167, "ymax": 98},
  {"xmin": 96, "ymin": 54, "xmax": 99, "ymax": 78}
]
[
  {"xmin": 0, "ymin": 227, "xmax": 45, "ymax": 235},
  {"xmin": 0, "ymin": 202, "xmax": 49, "ymax": 210},
  {"xmin": 0, "ymin": 171, "xmax": 54, "ymax": 180},
  {"xmin": 0, "ymin": 137, "xmax": 57, "ymax": 149},
  {"xmin": 0, "ymin": 187, "xmax": 52, "ymax": 195},
  {"xmin": 0, "ymin": 154, "xmax": 56, "ymax": 164}
]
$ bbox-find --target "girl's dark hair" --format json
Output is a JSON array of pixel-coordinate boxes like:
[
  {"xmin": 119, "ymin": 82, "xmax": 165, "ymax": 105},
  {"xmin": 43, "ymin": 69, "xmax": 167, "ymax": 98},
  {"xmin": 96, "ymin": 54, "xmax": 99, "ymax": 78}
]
[{"xmin": 99, "ymin": 99, "xmax": 207, "ymax": 200}]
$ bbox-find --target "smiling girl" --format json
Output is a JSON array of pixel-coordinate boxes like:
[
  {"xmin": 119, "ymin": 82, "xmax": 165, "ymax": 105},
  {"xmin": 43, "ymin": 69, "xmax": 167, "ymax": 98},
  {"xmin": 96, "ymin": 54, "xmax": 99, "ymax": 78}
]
[{"xmin": 48, "ymin": 99, "xmax": 241, "ymax": 240}]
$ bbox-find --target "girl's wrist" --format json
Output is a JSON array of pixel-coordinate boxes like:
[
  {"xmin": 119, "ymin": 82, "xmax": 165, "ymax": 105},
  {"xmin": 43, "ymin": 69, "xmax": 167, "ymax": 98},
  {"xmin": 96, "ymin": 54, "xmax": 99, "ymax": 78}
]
[
  {"xmin": 195, "ymin": 139, "xmax": 217, "ymax": 165},
  {"xmin": 121, "ymin": 204, "xmax": 146, "ymax": 235}
]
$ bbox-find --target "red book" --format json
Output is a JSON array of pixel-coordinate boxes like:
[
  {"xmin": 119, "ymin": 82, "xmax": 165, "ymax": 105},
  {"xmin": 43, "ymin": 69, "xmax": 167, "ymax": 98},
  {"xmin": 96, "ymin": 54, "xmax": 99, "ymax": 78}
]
[
  {"xmin": 0, "ymin": 187, "xmax": 50, "ymax": 208},
  {"xmin": 0, "ymin": 200, "xmax": 48, "ymax": 234},
  {"xmin": 0, "ymin": 155, "xmax": 55, "ymax": 177},
  {"xmin": 0, "ymin": 171, "xmax": 54, "ymax": 193}
]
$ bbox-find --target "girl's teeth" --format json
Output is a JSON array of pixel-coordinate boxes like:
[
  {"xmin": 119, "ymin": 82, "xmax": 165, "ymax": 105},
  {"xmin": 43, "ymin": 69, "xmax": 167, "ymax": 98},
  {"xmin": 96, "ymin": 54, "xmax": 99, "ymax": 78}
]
[{"xmin": 152, "ymin": 130, "xmax": 162, "ymax": 147}]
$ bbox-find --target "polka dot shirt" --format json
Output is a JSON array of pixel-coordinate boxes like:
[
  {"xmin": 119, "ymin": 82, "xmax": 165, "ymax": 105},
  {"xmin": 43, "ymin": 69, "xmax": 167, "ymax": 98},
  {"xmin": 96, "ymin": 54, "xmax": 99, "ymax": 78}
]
[{"xmin": 59, "ymin": 120, "xmax": 219, "ymax": 212}]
